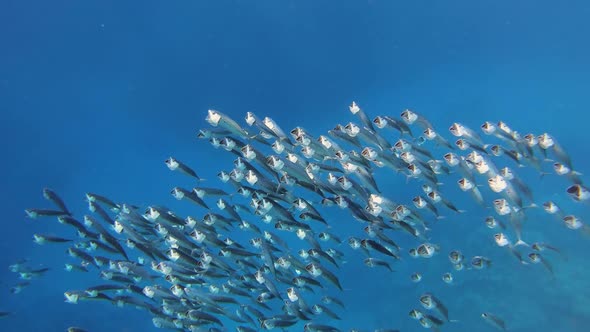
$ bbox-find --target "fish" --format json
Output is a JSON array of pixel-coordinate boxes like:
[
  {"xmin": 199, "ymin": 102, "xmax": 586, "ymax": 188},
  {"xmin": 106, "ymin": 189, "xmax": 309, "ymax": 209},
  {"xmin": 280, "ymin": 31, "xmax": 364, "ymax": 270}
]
[
  {"xmin": 490, "ymin": 145, "xmax": 523, "ymax": 166},
  {"xmin": 562, "ymin": 215, "xmax": 590, "ymax": 234},
  {"xmin": 423, "ymin": 127, "xmax": 454, "ymax": 149},
  {"xmin": 448, "ymin": 250, "xmax": 464, "ymax": 264},
  {"xmin": 411, "ymin": 272, "xmax": 423, "ymax": 283},
  {"xmin": 528, "ymin": 252, "xmax": 554, "ymax": 277},
  {"xmin": 485, "ymin": 216, "xmax": 506, "ymax": 230},
  {"xmin": 349, "ymin": 101, "xmax": 376, "ymax": 132},
  {"xmin": 400, "ymin": 109, "xmax": 434, "ymax": 130},
  {"xmin": 364, "ymin": 257, "xmax": 393, "ymax": 271},
  {"xmin": 85, "ymin": 193, "xmax": 120, "ymax": 212},
  {"xmin": 538, "ymin": 133, "xmax": 574, "ymax": 170},
  {"xmin": 361, "ymin": 239, "xmax": 400, "ymax": 259},
  {"xmin": 566, "ymin": 184, "xmax": 590, "ymax": 202},
  {"xmin": 25, "ymin": 208, "xmax": 69, "ymax": 219},
  {"xmin": 427, "ymin": 190, "xmax": 464, "ymax": 214},
  {"xmin": 532, "ymin": 242, "xmax": 566, "ymax": 260},
  {"xmin": 165, "ymin": 157, "xmax": 201, "ymax": 179},
  {"xmin": 10, "ymin": 281, "xmax": 30, "ymax": 294},
  {"xmin": 471, "ymin": 256, "xmax": 492, "ymax": 270},
  {"xmin": 206, "ymin": 109, "xmax": 251, "ymax": 138},
  {"xmin": 553, "ymin": 162, "xmax": 583, "ymax": 184},
  {"xmin": 441, "ymin": 272, "xmax": 453, "ymax": 284},
  {"xmin": 457, "ymin": 177, "xmax": 485, "ymax": 206},
  {"xmin": 419, "ymin": 293, "xmax": 451, "ymax": 322},
  {"xmin": 32, "ymin": 234, "xmax": 72, "ymax": 245},
  {"xmin": 481, "ymin": 312, "xmax": 507, "ymax": 331},
  {"xmin": 42, "ymin": 188, "xmax": 71, "ymax": 215},
  {"xmin": 171, "ymin": 186, "xmax": 209, "ymax": 209},
  {"xmin": 373, "ymin": 115, "xmax": 413, "ymax": 137},
  {"xmin": 450, "ymin": 122, "xmax": 484, "ymax": 146},
  {"xmin": 493, "ymin": 233, "xmax": 528, "ymax": 264},
  {"xmin": 542, "ymin": 201, "xmax": 565, "ymax": 220},
  {"xmin": 305, "ymin": 262, "xmax": 343, "ymax": 291}
]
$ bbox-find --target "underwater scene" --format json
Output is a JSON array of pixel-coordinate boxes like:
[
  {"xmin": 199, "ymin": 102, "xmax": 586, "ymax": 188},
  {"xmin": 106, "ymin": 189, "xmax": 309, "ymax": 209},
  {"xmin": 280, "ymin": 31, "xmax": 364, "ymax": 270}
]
[{"xmin": 2, "ymin": 1, "xmax": 590, "ymax": 331}]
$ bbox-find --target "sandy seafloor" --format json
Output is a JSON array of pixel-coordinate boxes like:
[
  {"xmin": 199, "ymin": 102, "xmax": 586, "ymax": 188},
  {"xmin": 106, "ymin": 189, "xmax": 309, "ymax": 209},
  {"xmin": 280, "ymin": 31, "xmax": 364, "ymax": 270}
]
[{"xmin": 1, "ymin": 1, "xmax": 590, "ymax": 331}]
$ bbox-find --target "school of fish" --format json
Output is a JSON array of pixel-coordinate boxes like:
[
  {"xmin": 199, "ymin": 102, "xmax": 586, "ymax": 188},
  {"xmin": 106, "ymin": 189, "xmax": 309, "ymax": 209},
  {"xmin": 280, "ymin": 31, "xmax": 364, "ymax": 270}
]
[{"xmin": 14, "ymin": 103, "xmax": 590, "ymax": 332}]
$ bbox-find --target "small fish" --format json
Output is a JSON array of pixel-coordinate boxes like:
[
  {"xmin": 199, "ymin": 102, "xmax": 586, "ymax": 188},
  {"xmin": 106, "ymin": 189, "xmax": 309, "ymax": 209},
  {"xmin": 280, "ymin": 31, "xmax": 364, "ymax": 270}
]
[
  {"xmin": 411, "ymin": 272, "xmax": 423, "ymax": 283},
  {"xmin": 490, "ymin": 145, "xmax": 523, "ymax": 166},
  {"xmin": 19, "ymin": 267, "xmax": 50, "ymax": 280},
  {"xmin": 538, "ymin": 133, "xmax": 574, "ymax": 170},
  {"xmin": 417, "ymin": 243, "xmax": 439, "ymax": 258},
  {"xmin": 419, "ymin": 293, "xmax": 451, "ymax": 322},
  {"xmin": 321, "ymin": 296, "xmax": 345, "ymax": 309},
  {"xmin": 531, "ymin": 242, "xmax": 566, "ymax": 260},
  {"xmin": 349, "ymin": 101, "xmax": 376, "ymax": 132},
  {"xmin": 165, "ymin": 157, "xmax": 200, "ymax": 179},
  {"xmin": 542, "ymin": 201, "xmax": 565, "ymax": 220},
  {"xmin": 562, "ymin": 215, "xmax": 590, "ymax": 233},
  {"xmin": 448, "ymin": 250, "xmax": 464, "ymax": 264},
  {"xmin": 553, "ymin": 162, "xmax": 583, "ymax": 184},
  {"xmin": 442, "ymin": 272, "xmax": 453, "ymax": 284},
  {"xmin": 566, "ymin": 184, "xmax": 590, "ymax": 202},
  {"xmin": 450, "ymin": 122, "xmax": 484, "ymax": 146},
  {"xmin": 32, "ymin": 234, "xmax": 72, "ymax": 245},
  {"xmin": 455, "ymin": 138, "xmax": 489, "ymax": 155},
  {"xmin": 418, "ymin": 315, "xmax": 445, "ymax": 331},
  {"xmin": 25, "ymin": 209, "xmax": 69, "ymax": 219},
  {"xmin": 481, "ymin": 312, "xmax": 507, "ymax": 331},
  {"xmin": 361, "ymin": 239, "xmax": 399, "ymax": 259},
  {"xmin": 493, "ymin": 233, "xmax": 527, "ymax": 264},
  {"xmin": 409, "ymin": 309, "xmax": 424, "ymax": 320},
  {"xmin": 10, "ymin": 281, "xmax": 30, "ymax": 294},
  {"xmin": 484, "ymin": 216, "xmax": 506, "ymax": 230},
  {"xmin": 206, "ymin": 109, "xmax": 250, "ymax": 138},
  {"xmin": 400, "ymin": 109, "xmax": 434, "ymax": 130},
  {"xmin": 305, "ymin": 263, "xmax": 343, "ymax": 290},
  {"xmin": 364, "ymin": 257, "xmax": 393, "ymax": 271},
  {"xmin": 373, "ymin": 115, "xmax": 413, "ymax": 136},
  {"xmin": 171, "ymin": 187, "xmax": 209, "ymax": 209},
  {"xmin": 528, "ymin": 252, "xmax": 554, "ymax": 277},
  {"xmin": 42, "ymin": 188, "xmax": 71, "ymax": 215},
  {"xmin": 471, "ymin": 256, "xmax": 492, "ymax": 269},
  {"xmin": 423, "ymin": 127, "xmax": 454, "ymax": 149},
  {"xmin": 427, "ymin": 190, "xmax": 464, "ymax": 214},
  {"xmin": 457, "ymin": 177, "xmax": 485, "ymax": 206}
]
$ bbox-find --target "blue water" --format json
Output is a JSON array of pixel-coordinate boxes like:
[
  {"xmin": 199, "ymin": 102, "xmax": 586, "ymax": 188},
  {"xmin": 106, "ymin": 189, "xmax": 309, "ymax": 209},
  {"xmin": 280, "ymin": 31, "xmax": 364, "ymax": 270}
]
[{"xmin": 1, "ymin": 0, "xmax": 590, "ymax": 331}]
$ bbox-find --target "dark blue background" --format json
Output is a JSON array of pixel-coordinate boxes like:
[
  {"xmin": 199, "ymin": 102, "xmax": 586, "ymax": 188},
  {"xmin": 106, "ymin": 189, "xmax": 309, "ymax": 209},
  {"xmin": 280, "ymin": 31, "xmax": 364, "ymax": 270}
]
[{"xmin": 1, "ymin": 0, "xmax": 589, "ymax": 331}]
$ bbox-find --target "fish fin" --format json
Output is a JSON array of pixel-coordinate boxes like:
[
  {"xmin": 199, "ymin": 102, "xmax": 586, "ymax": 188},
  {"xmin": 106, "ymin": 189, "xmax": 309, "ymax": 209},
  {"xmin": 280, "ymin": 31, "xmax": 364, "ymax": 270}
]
[{"xmin": 515, "ymin": 239, "xmax": 529, "ymax": 247}]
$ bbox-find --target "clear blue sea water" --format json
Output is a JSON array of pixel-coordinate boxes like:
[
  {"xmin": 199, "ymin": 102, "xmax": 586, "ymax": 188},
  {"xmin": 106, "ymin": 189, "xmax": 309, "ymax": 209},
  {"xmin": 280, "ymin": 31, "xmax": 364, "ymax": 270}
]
[{"xmin": 1, "ymin": 1, "xmax": 590, "ymax": 331}]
